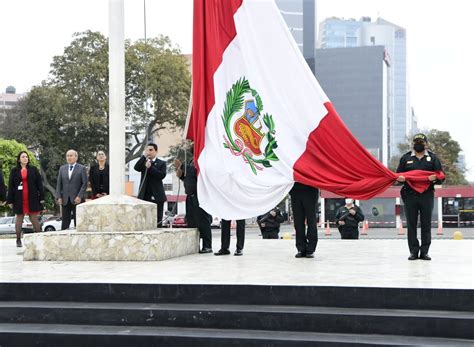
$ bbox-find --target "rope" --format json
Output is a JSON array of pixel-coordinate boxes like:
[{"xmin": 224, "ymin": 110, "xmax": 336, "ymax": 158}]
[
  {"xmin": 143, "ymin": 0, "xmax": 149, "ymax": 144},
  {"xmin": 140, "ymin": 0, "xmax": 185, "ymax": 227}
]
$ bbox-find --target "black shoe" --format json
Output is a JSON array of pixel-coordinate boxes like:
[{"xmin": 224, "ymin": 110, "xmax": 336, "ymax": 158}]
[
  {"xmin": 214, "ymin": 249, "xmax": 230, "ymax": 256},
  {"xmin": 295, "ymin": 252, "xmax": 306, "ymax": 258},
  {"xmin": 305, "ymin": 253, "xmax": 314, "ymax": 258},
  {"xmin": 16, "ymin": 239, "xmax": 22, "ymax": 248},
  {"xmin": 199, "ymin": 248, "xmax": 213, "ymax": 254},
  {"xmin": 420, "ymin": 254, "xmax": 431, "ymax": 261},
  {"xmin": 408, "ymin": 253, "xmax": 418, "ymax": 261},
  {"xmin": 234, "ymin": 249, "xmax": 243, "ymax": 256}
]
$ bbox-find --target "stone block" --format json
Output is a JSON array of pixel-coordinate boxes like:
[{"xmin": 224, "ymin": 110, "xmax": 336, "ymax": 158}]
[
  {"xmin": 76, "ymin": 195, "xmax": 157, "ymax": 232},
  {"xmin": 23, "ymin": 229, "xmax": 199, "ymax": 261}
]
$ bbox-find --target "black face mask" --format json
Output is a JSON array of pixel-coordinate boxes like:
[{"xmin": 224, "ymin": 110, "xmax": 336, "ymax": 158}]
[{"xmin": 413, "ymin": 143, "xmax": 425, "ymax": 153}]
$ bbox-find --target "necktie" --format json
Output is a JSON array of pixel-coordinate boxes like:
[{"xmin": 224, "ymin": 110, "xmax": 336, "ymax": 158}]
[{"xmin": 69, "ymin": 165, "xmax": 74, "ymax": 171}]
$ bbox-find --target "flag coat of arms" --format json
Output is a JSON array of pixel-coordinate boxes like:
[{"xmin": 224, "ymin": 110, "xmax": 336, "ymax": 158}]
[{"xmin": 187, "ymin": 0, "xmax": 444, "ymax": 219}]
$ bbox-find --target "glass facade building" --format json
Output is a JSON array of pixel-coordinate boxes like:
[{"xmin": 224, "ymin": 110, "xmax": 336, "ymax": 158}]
[
  {"xmin": 318, "ymin": 17, "xmax": 410, "ymax": 158},
  {"xmin": 315, "ymin": 46, "xmax": 391, "ymax": 165},
  {"xmin": 275, "ymin": 0, "xmax": 317, "ymax": 73}
]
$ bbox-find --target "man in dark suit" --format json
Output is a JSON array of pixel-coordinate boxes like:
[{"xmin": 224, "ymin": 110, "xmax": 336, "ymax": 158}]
[
  {"xmin": 134, "ymin": 143, "xmax": 167, "ymax": 227},
  {"xmin": 55, "ymin": 149, "xmax": 88, "ymax": 230}
]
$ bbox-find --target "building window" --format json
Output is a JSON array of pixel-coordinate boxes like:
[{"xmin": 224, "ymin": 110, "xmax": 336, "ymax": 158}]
[
  {"xmin": 395, "ymin": 30, "xmax": 405, "ymax": 39},
  {"xmin": 346, "ymin": 36, "xmax": 357, "ymax": 46}
]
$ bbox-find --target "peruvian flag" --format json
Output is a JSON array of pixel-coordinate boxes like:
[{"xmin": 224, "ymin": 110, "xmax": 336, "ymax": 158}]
[{"xmin": 187, "ymin": 0, "xmax": 443, "ymax": 219}]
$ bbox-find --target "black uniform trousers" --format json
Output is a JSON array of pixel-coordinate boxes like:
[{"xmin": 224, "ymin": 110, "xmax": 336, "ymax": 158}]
[
  {"xmin": 262, "ymin": 229, "xmax": 279, "ymax": 239},
  {"xmin": 220, "ymin": 219, "xmax": 245, "ymax": 251},
  {"xmin": 403, "ymin": 190, "xmax": 434, "ymax": 256},
  {"xmin": 186, "ymin": 194, "xmax": 212, "ymax": 249},
  {"xmin": 291, "ymin": 193, "xmax": 318, "ymax": 254},
  {"xmin": 339, "ymin": 228, "xmax": 359, "ymax": 239}
]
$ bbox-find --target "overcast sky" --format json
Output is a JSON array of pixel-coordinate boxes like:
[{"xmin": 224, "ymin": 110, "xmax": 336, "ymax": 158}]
[{"xmin": 1, "ymin": 0, "xmax": 472, "ymax": 180}]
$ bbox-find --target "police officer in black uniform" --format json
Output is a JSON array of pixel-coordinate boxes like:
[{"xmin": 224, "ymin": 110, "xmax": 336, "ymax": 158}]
[
  {"xmin": 289, "ymin": 182, "xmax": 319, "ymax": 258},
  {"xmin": 257, "ymin": 207, "xmax": 285, "ymax": 239},
  {"xmin": 396, "ymin": 133, "xmax": 444, "ymax": 261},
  {"xmin": 335, "ymin": 198, "xmax": 365, "ymax": 239},
  {"xmin": 174, "ymin": 158, "xmax": 213, "ymax": 253}
]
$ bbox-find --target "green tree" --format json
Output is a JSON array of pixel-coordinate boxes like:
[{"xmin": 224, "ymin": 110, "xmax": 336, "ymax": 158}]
[
  {"xmin": 0, "ymin": 139, "xmax": 39, "ymax": 182},
  {"xmin": 125, "ymin": 37, "xmax": 191, "ymax": 162},
  {"xmin": 166, "ymin": 140, "xmax": 194, "ymax": 168},
  {"xmin": 49, "ymin": 30, "xmax": 109, "ymax": 153},
  {"xmin": 4, "ymin": 85, "xmax": 69, "ymax": 196},
  {"xmin": 49, "ymin": 31, "xmax": 191, "ymax": 163},
  {"xmin": 388, "ymin": 129, "xmax": 468, "ymax": 185},
  {"xmin": 0, "ymin": 31, "xmax": 191, "ymax": 195}
]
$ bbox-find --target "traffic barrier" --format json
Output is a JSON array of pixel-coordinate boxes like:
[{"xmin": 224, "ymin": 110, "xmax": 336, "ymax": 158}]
[
  {"xmin": 398, "ymin": 223, "xmax": 405, "ymax": 235},
  {"xmin": 436, "ymin": 222, "xmax": 443, "ymax": 235},
  {"xmin": 360, "ymin": 220, "xmax": 368, "ymax": 235},
  {"xmin": 363, "ymin": 220, "xmax": 474, "ymax": 226},
  {"xmin": 325, "ymin": 220, "xmax": 331, "ymax": 236}
]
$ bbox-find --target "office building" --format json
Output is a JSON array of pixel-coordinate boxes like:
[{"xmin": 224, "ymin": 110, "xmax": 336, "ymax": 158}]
[
  {"xmin": 315, "ymin": 46, "xmax": 391, "ymax": 165},
  {"xmin": 318, "ymin": 17, "xmax": 410, "ymax": 158},
  {"xmin": 276, "ymin": 0, "xmax": 317, "ymax": 72}
]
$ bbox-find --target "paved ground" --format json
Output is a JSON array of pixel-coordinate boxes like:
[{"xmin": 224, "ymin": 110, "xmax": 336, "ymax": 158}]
[{"xmin": 1, "ymin": 231, "xmax": 472, "ymax": 289}]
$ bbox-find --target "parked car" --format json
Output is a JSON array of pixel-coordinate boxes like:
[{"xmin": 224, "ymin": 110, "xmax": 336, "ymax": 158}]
[
  {"xmin": 21, "ymin": 214, "xmax": 56, "ymax": 233},
  {"xmin": 22, "ymin": 216, "xmax": 34, "ymax": 233},
  {"xmin": 211, "ymin": 216, "xmax": 221, "ymax": 229},
  {"xmin": 162, "ymin": 211, "xmax": 175, "ymax": 228},
  {"xmin": 171, "ymin": 214, "xmax": 187, "ymax": 228},
  {"xmin": 39, "ymin": 214, "xmax": 54, "ymax": 226},
  {"xmin": 42, "ymin": 216, "xmax": 73, "ymax": 232},
  {"xmin": 0, "ymin": 216, "xmax": 16, "ymax": 234}
]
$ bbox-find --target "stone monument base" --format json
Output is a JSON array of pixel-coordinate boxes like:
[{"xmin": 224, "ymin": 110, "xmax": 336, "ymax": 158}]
[
  {"xmin": 76, "ymin": 195, "xmax": 157, "ymax": 232},
  {"xmin": 23, "ymin": 229, "xmax": 199, "ymax": 261}
]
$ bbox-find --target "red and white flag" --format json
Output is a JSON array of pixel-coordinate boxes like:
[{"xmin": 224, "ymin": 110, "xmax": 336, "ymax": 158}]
[{"xmin": 187, "ymin": 0, "xmax": 442, "ymax": 219}]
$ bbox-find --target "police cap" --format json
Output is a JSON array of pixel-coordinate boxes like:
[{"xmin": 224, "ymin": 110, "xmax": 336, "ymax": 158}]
[{"xmin": 412, "ymin": 133, "xmax": 428, "ymax": 143}]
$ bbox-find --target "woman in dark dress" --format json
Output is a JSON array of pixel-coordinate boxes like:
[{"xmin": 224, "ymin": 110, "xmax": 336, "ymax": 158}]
[
  {"xmin": 89, "ymin": 150, "xmax": 109, "ymax": 199},
  {"xmin": 6, "ymin": 151, "xmax": 45, "ymax": 247}
]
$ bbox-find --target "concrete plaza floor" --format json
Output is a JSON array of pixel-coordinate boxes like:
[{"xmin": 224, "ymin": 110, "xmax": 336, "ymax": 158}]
[{"xmin": 0, "ymin": 232, "xmax": 472, "ymax": 289}]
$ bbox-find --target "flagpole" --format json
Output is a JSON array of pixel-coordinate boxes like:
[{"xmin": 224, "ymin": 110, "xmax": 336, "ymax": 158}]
[
  {"xmin": 75, "ymin": 0, "xmax": 160, "ymax": 234},
  {"xmin": 108, "ymin": 0, "xmax": 126, "ymax": 195}
]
